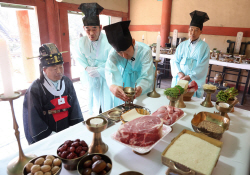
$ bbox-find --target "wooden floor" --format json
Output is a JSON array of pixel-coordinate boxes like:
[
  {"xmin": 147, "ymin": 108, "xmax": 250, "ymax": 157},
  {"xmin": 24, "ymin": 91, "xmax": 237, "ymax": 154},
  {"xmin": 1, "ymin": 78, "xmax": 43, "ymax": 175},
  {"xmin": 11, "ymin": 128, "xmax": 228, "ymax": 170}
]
[{"xmin": 0, "ymin": 78, "xmax": 249, "ymax": 161}]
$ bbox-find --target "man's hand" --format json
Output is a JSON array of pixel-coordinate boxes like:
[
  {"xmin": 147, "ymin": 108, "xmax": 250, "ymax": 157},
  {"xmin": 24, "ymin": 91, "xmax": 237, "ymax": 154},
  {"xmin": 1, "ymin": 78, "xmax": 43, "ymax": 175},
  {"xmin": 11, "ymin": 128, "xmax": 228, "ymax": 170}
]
[
  {"xmin": 110, "ymin": 85, "xmax": 129, "ymax": 101},
  {"xmin": 181, "ymin": 75, "xmax": 191, "ymax": 81},
  {"xmin": 135, "ymin": 86, "xmax": 142, "ymax": 98},
  {"xmin": 178, "ymin": 72, "xmax": 185, "ymax": 79},
  {"xmin": 85, "ymin": 67, "xmax": 100, "ymax": 77}
]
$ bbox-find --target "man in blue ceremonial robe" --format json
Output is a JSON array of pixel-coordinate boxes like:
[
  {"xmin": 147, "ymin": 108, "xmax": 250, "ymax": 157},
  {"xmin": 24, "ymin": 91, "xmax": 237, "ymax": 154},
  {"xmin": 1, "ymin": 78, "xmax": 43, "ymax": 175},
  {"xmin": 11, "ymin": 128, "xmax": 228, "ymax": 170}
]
[
  {"xmin": 171, "ymin": 10, "xmax": 210, "ymax": 98},
  {"xmin": 75, "ymin": 3, "xmax": 113, "ymax": 115},
  {"xmin": 23, "ymin": 43, "xmax": 83, "ymax": 144},
  {"xmin": 103, "ymin": 21, "xmax": 155, "ymax": 106}
]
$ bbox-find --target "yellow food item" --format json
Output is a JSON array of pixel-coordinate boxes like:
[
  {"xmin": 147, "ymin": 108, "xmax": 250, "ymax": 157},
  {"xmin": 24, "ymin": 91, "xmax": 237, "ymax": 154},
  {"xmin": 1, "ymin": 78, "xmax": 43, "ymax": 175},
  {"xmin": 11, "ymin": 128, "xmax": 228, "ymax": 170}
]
[
  {"xmin": 53, "ymin": 158, "xmax": 62, "ymax": 166},
  {"xmin": 177, "ymin": 79, "xmax": 189, "ymax": 89},
  {"xmin": 34, "ymin": 157, "xmax": 44, "ymax": 166},
  {"xmin": 44, "ymin": 159, "xmax": 52, "ymax": 166},
  {"xmin": 25, "ymin": 162, "xmax": 33, "ymax": 173},
  {"xmin": 203, "ymin": 84, "xmax": 217, "ymax": 90},
  {"xmin": 44, "ymin": 172, "xmax": 52, "ymax": 175},
  {"xmin": 46, "ymin": 155, "xmax": 55, "ymax": 161},
  {"xmin": 31, "ymin": 165, "xmax": 41, "ymax": 173},
  {"xmin": 41, "ymin": 165, "xmax": 51, "ymax": 173},
  {"xmin": 51, "ymin": 166, "xmax": 60, "ymax": 174},
  {"xmin": 164, "ymin": 133, "xmax": 220, "ymax": 175},
  {"xmin": 34, "ymin": 171, "xmax": 43, "ymax": 175}
]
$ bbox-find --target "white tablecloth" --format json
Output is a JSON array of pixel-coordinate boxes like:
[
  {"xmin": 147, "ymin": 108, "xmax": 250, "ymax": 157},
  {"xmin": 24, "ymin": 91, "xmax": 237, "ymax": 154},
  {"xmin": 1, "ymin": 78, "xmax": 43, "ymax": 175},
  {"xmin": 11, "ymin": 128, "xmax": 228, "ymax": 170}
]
[
  {"xmin": 152, "ymin": 52, "xmax": 250, "ymax": 70},
  {"xmin": 1, "ymin": 89, "xmax": 250, "ymax": 175}
]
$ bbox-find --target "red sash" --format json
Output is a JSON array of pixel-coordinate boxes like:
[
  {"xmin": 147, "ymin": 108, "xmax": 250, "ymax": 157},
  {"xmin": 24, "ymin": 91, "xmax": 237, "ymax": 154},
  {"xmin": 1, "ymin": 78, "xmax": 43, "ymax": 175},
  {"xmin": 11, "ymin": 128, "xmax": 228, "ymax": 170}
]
[{"xmin": 50, "ymin": 96, "xmax": 71, "ymax": 122}]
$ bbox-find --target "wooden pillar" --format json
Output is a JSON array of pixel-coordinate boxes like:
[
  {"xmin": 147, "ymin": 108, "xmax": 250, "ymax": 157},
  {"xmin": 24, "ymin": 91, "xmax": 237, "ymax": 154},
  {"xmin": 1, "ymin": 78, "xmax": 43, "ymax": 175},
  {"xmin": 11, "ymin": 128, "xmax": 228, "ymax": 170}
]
[
  {"xmin": 45, "ymin": 0, "xmax": 61, "ymax": 50},
  {"xmin": 160, "ymin": 0, "xmax": 172, "ymax": 47},
  {"xmin": 58, "ymin": 6, "xmax": 72, "ymax": 79},
  {"xmin": 16, "ymin": 10, "xmax": 36, "ymax": 83}
]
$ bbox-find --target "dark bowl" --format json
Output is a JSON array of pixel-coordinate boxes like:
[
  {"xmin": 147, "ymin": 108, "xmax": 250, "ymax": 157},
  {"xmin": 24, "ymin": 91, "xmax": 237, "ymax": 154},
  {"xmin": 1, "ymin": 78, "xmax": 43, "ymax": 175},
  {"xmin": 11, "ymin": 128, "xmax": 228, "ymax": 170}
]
[
  {"xmin": 120, "ymin": 171, "xmax": 143, "ymax": 175},
  {"xmin": 57, "ymin": 141, "xmax": 89, "ymax": 171},
  {"xmin": 77, "ymin": 153, "xmax": 112, "ymax": 175},
  {"xmin": 23, "ymin": 155, "xmax": 62, "ymax": 175}
]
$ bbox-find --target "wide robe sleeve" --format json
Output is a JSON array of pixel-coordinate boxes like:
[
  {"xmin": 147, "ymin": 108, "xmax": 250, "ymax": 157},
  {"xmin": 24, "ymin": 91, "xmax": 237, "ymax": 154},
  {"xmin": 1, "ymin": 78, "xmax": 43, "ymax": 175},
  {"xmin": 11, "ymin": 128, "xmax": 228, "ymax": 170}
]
[
  {"xmin": 74, "ymin": 37, "xmax": 89, "ymax": 69},
  {"xmin": 64, "ymin": 77, "xmax": 84, "ymax": 125},
  {"xmin": 172, "ymin": 42, "xmax": 185, "ymax": 77},
  {"xmin": 135, "ymin": 49, "xmax": 155, "ymax": 95},
  {"xmin": 105, "ymin": 49, "xmax": 123, "ymax": 87},
  {"xmin": 23, "ymin": 81, "xmax": 52, "ymax": 144}
]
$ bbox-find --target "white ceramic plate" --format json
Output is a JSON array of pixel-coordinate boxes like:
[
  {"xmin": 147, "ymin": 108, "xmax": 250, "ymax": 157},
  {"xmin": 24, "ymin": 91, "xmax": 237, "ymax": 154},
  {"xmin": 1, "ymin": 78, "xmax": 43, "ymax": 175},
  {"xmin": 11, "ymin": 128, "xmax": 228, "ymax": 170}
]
[{"xmin": 111, "ymin": 125, "xmax": 172, "ymax": 154}]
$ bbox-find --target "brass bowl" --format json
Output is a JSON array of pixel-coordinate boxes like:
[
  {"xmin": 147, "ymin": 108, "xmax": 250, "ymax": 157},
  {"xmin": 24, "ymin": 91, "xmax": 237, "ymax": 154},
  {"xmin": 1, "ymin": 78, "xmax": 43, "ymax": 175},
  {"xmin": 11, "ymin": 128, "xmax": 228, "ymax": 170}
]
[
  {"xmin": 215, "ymin": 102, "xmax": 233, "ymax": 118},
  {"xmin": 120, "ymin": 107, "xmax": 151, "ymax": 123},
  {"xmin": 23, "ymin": 155, "xmax": 62, "ymax": 175},
  {"xmin": 120, "ymin": 171, "xmax": 143, "ymax": 175},
  {"xmin": 108, "ymin": 110, "xmax": 122, "ymax": 121},
  {"xmin": 57, "ymin": 142, "xmax": 88, "ymax": 170},
  {"xmin": 191, "ymin": 112, "xmax": 230, "ymax": 140},
  {"xmin": 183, "ymin": 91, "xmax": 195, "ymax": 101},
  {"xmin": 166, "ymin": 95, "xmax": 181, "ymax": 107},
  {"xmin": 124, "ymin": 87, "xmax": 135, "ymax": 95},
  {"xmin": 77, "ymin": 153, "xmax": 112, "ymax": 175},
  {"xmin": 86, "ymin": 117, "xmax": 108, "ymax": 133}
]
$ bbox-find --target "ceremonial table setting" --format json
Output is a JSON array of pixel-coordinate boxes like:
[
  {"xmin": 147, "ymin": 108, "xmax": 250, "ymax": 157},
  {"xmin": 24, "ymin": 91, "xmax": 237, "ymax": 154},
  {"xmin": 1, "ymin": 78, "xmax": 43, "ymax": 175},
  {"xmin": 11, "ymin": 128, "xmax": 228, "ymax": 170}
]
[{"xmin": 1, "ymin": 85, "xmax": 250, "ymax": 175}]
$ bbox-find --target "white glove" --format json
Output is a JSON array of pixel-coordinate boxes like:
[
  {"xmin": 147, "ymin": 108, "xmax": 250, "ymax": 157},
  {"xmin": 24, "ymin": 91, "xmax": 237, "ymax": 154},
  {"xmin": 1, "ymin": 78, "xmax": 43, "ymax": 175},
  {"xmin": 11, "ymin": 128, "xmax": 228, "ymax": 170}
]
[{"xmin": 86, "ymin": 67, "xmax": 100, "ymax": 77}]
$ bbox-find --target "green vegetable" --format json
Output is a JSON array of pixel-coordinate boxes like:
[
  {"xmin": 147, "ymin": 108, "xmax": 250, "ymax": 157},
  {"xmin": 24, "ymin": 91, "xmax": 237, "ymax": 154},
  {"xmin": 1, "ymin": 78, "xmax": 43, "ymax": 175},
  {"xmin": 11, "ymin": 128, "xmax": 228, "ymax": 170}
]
[
  {"xmin": 216, "ymin": 87, "xmax": 238, "ymax": 102},
  {"xmin": 164, "ymin": 85, "xmax": 184, "ymax": 98}
]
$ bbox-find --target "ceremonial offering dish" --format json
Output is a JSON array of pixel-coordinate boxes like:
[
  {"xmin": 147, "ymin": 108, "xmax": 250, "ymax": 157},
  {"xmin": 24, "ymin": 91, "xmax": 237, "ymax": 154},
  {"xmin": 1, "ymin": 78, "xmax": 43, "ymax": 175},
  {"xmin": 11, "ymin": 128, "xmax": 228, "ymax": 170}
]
[
  {"xmin": 200, "ymin": 89, "xmax": 216, "ymax": 107},
  {"xmin": 215, "ymin": 102, "xmax": 233, "ymax": 119},
  {"xmin": 175, "ymin": 89, "xmax": 187, "ymax": 108},
  {"xmin": 112, "ymin": 124, "xmax": 172, "ymax": 154},
  {"xmin": 86, "ymin": 117, "xmax": 108, "ymax": 154},
  {"xmin": 107, "ymin": 110, "xmax": 122, "ymax": 121},
  {"xmin": 57, "ymin": 139, "xmax": 88, "ymax": 170},
  {"xmin": 120, "ymin": 107, "xmax": 151, "ymax": 123},
  {"xmin": 183, "ymin": 91, "xmax": 195, "ymax": 101},
  {"xmin": 191, "ymin": 112, "xmax": 230, "ymax": 140},
  {"xmin": 162, "ymin": 129, "xmax": 222, "ymax": 175},
  {"xmin": 164, "ymin": 85, "xmax": 184, "ymax": 107},
  {"xmin": 77, "ymin": 154, "xmax": 112, "ymax": 175},
  {"xmin": 166, "ymin": 95, "xmax": 181, "ymax": 107},
  {"xmin": 120, "ymin": 171, "xmax": 143, "ymax": 175},
  {"xmin": 23, "ymin": 155, "xmax": 62, "ymax": 175}
]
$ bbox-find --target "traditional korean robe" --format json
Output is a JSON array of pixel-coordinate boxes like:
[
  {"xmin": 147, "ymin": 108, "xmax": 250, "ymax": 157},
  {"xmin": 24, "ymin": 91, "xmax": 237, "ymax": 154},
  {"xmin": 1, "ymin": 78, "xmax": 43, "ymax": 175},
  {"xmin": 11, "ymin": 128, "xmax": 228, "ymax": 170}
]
[
  {"xmin": 171, "ymin": 38, "xmax": 210, "ymax": 98},
  {"xmin": 23, "ymin": 76, "xmax": 83, "ymax": 144},
  {"xmin": 75, "ymin": 32, "xmax": 113, "ymax": 114},
  {"xmin": 105, "ymin": 41, "xmax": 155, "ymax": 106}
]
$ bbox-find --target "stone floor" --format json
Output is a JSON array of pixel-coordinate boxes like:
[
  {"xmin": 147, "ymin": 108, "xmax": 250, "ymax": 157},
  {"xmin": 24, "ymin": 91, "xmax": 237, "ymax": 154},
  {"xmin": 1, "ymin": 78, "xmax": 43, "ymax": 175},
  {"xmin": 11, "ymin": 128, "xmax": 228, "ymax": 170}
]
[{"xmin": 0, "ymin": 78, "xmax": 249, "ymax": 161}]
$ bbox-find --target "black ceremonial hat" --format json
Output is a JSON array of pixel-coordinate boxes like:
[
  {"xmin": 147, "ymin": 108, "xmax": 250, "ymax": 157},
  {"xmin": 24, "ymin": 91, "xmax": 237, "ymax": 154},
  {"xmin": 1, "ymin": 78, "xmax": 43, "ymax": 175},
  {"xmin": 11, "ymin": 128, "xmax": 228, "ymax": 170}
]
[
  {"xmin": 78, "ymin": 3, "xmax": 104, "ymax": 26},
  {"xmin": 190, "ymin": 10, "xmax": 209, "ymax": 30},
  {"xmin": 39, "ymin": 43, "xmax": 64, "ymax": 67},
  {"xmin": 103, "ymin": 21, "xmax": 132, "ymax": 52}
]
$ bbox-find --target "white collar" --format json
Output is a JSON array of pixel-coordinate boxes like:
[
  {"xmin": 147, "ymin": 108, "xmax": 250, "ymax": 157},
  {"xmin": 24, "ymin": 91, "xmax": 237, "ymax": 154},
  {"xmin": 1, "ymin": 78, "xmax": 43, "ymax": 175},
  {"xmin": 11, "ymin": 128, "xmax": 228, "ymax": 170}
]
[{"xmin": 43, "ymin": 72, "xmax": 65, "ymax": 96}]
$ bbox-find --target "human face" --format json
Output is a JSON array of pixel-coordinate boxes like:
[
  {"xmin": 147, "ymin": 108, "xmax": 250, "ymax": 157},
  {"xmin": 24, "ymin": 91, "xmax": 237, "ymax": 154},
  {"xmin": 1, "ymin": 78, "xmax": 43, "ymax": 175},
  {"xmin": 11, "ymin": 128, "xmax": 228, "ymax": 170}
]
[
  {"xmin": 84, "ymin": 26, "xmax": 102, "ymax": 41},
  {"xmin": 188, "ymin": 26, "xmax": 202, "ymax": 41},
  {"xmin": 43, "ymin": 64, "xmax": 64, "ymax": 81},
  {"xmin": 117, "ymin": 39, "xmax": 135, "ymax": 60}
]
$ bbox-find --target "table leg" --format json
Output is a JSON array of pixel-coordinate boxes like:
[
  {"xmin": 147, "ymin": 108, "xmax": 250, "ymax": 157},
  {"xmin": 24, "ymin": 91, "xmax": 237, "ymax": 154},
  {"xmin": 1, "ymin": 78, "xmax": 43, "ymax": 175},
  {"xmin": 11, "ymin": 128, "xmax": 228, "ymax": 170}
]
[
  {"xmin": 221, "ymin": 66, "xmax": 226, "ymax": 85},
  {"xmin": 241, "ymin": 70, "xmax": 250, "ymax": 105},
  {"xmin": 207, "ymin": 64, "xmax": 212, "ymax": 83},
  {"xmin": 236, "ymin": 69, "xmax": 241, "ymax": 90}
]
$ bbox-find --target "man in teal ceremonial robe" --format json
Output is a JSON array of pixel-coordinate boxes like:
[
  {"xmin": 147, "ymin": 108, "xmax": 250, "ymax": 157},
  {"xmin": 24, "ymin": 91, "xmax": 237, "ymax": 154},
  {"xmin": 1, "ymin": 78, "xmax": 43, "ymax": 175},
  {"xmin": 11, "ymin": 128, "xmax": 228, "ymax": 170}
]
[
  {"xmin": 171, "ymin": 10, "xmax": 210, "ymax": 98},
  {"xmin": 103, "ymin": 21, "xmax": 155, "ymax": 106},
  {"xmin": 75, "ymin": 3, "xmax": 113, "ymax": 115}
]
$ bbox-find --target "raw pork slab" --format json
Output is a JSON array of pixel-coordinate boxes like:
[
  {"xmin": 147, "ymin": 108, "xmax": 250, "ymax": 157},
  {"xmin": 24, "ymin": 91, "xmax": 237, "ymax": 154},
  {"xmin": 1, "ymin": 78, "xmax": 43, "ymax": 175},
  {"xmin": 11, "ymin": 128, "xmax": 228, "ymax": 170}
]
[
  {"xmin": 115, "ymin": 115, "xmax": 163, "ymax": 147},
  {"xmin": 152, "ymin": 105, "xmax": 184, "ymax": 125}
]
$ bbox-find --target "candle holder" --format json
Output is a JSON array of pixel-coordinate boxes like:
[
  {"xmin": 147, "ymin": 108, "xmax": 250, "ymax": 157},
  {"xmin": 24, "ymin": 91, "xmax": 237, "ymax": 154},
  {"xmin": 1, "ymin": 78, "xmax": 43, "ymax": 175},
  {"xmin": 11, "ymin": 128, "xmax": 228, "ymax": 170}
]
[
  {"xmin": 175, "ymin": 89, "xmax": 187, "ymax": 108},
  {"xmin": 200, "ymin": 89, "xmax": 216, "ymax": 107},
  {"xmin": 0, "ymin": 91, "xmax": 36, "ymax": 175},
  {"xmin": 147, "ymin": 59, "xmax": 161, "ymax": 98},
  {"xmin": 85, "ymin": 117, "xmax": 108, "ymax": 154}
]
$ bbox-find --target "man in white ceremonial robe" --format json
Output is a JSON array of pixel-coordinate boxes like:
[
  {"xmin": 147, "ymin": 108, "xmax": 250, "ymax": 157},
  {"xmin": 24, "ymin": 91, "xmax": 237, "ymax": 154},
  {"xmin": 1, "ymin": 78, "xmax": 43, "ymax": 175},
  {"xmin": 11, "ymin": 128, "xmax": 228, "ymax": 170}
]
[{"xmin": 171, "ymin": 10, "xmax": 210, "ymax": 98}]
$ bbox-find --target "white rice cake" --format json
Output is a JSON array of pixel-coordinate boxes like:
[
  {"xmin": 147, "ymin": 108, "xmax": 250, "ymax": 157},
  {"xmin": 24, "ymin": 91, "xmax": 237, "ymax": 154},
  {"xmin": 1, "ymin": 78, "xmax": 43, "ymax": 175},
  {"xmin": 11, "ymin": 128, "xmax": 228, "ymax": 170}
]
[
  {"xmin": 121, "ymin": 109, "xmax": 144, "ymax": 122},
  {"xmin": 177, "ymin": 79, "xmax": 189, "ymax": 89},
  {"xmin": 164, "ymin": 133, "xmax": 220, "ymax": 175}
]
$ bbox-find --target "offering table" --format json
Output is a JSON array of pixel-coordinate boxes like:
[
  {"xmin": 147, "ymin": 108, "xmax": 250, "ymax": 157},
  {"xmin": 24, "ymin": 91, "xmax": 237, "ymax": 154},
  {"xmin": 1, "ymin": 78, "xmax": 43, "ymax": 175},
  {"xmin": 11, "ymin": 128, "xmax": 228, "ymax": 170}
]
[
  {"xmin": 152, "ymin": 52, "xmax": 250, "ymax": 105},
  {"xmin": 0, "ymin": 89, "xmax": 249, "ymax": 175}
]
